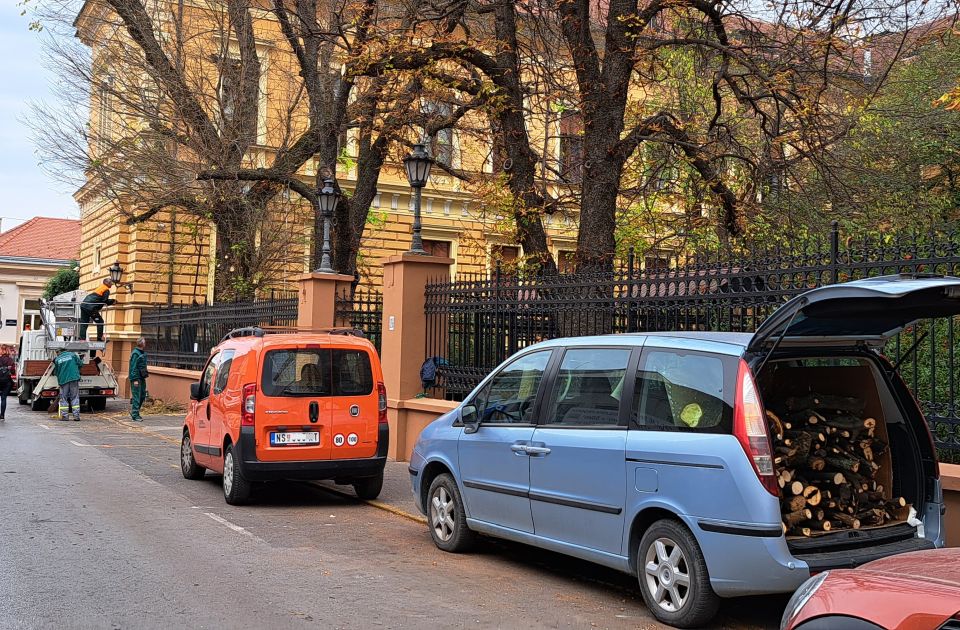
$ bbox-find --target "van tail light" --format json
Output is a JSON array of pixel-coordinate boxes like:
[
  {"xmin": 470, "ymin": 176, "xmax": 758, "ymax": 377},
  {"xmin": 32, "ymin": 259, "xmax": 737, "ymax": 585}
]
[
  {"xmin": 734, "ymin": 360, "xmax": 778, "ymax": 496},
  {"xmin": 241, "ymin": 383, "xmax": 256, "ymax": 426},
  {"xmin": 377, "ymin": 382, "xmax": 388, "ymax": 424}
]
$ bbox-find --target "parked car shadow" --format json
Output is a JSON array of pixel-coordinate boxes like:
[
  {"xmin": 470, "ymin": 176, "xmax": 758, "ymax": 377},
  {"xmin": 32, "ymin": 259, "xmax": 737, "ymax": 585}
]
[{"xmin": 476, "ymin": 536, "xmax": 787, "ymax": 629}]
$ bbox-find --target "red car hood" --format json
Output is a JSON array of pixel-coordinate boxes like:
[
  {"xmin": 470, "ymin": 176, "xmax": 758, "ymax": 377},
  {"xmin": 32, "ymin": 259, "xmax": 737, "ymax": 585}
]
[{"xmin": 793, "ymin": 549, "xmax": 960, "ymax": 630}]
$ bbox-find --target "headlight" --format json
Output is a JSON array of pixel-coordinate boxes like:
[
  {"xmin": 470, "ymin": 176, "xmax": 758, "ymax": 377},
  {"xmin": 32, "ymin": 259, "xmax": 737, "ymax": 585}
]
[{"xmin": 780, "ymin": 572, "xmax": 830, "ymax": 630}]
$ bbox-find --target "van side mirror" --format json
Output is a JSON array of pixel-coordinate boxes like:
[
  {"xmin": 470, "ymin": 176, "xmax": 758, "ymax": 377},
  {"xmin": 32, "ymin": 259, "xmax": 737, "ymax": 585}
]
[
  {"xmin": 462, "ymin": 404, "xmax": 480, "ymax": 434},
  {"xmin": 189, "ymin": 382, "xmax": 201, "ymax": 401}
]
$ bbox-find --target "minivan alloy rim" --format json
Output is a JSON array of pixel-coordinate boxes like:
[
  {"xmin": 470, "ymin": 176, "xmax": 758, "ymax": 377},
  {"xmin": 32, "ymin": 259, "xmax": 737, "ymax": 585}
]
[
  {"xmin": 223, "ymin": 452, "xmax": 234, "ymax": 496},
  {"xmin": 431, "ymin": 487, "xmax": 455, "ymax": 541},
  {"xmin": 181, "ymin": 436, "xmax": 192, "ymax": 471},
  {"xmin": 644, "ymin": 537, "xmax": 690, "ymax": 612}
]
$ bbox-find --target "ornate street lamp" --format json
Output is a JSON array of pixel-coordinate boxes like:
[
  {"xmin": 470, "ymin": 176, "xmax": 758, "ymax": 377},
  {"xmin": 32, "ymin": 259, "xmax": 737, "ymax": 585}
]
[
  {"xmin": 404, "ymin": 142, "xmax": 433, "ymax": 255},
  {"xmin": 316, "ymin": 177, "xmax": 340, "ymax": 273},
  {"xmin": 107, "ymin": 261, "xmax": 123, "ymax": 283}
]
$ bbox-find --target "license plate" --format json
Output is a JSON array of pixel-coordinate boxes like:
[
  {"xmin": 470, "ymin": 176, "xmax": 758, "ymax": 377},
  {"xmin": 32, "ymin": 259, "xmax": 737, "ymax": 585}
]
[{"xmin": 270, "ymin": 431, "xmax": 320, "ymax": 446}]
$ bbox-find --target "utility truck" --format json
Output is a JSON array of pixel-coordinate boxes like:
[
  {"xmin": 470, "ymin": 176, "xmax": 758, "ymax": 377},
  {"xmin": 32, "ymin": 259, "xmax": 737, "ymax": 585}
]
[{"xmin": 16, "ymin": 289, "xmax": 119, "ymax": 411}]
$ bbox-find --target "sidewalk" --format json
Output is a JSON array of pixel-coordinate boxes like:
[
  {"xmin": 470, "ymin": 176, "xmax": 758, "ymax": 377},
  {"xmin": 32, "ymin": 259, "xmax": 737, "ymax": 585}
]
[{"xmin": 93, "ymin": 403, "xmax": 426, "ymax": 523}]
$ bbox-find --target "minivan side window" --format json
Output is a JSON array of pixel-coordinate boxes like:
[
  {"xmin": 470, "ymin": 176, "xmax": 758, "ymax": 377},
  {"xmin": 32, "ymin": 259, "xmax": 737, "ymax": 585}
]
[
  {"xmin": 472, "ymin": 350, "xmax": 550, "ymax": 425},
  {"xmin": 633, "ymin": 350, "xmax": 733, "ymax": 433},
  {"xmin": 197, "ymin": 353, "xmax": 218, "ymax": 400},
  {"xmin": 213, "ymin": 349, "xmax": 236, "ymax": 395},
  {"xmin": 543, "ymin": 348, "xmax": 630, "ymax": 427}
]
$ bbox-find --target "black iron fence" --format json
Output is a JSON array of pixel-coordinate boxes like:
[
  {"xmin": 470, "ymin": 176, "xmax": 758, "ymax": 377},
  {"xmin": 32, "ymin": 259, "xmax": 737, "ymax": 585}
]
[
  {"xmin": 335, "ymin": 288, "xmax": 383, "ymax": 354},
  {"xmin": 141, "ymin": 291, "xmax": 299, "ymax": 370},
  {"xmin": 425, "ymin": 224, "xmax": 960, "ymax": 460}
]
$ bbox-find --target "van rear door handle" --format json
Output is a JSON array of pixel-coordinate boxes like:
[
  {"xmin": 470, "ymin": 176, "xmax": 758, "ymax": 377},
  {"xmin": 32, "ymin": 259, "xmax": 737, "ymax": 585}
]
[
  {"xmin": 524, "ymin": 445, "xmax": 551, "ymax": 456},
  {"xmin": 309, "ymin": 401, "xmax": 319, "ymax": 423}
]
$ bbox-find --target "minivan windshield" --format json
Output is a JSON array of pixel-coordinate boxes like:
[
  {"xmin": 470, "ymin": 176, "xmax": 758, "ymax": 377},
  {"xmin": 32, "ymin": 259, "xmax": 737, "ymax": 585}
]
[{"xmin": 261, "ymin": 349, "xmax": 373, "ymax": 397}]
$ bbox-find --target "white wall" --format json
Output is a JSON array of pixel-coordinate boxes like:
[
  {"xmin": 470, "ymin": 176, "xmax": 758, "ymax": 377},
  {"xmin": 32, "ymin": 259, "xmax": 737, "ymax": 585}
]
[{"xmin": 0, "ymin": 282, "xmax": 20, "ymax": 345}]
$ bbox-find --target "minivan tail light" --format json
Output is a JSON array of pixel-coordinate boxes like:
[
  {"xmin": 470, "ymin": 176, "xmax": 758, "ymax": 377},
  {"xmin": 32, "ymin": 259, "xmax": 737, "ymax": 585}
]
[
  {"xmin": 734, "ymin": 360, "xmax": 778, "ymax": 496},
  {"xmin": 241, "ymin": 383, "xmax": 256, "ymax": 426},
  {"xmin": 377, "ymin": 382, "xmax": 387, "ymax": 424}
]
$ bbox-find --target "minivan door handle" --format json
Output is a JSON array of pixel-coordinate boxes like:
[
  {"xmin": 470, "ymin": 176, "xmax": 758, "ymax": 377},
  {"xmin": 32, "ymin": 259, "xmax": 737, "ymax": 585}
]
[
  {"xmin": 510, "ymin": 442, "xmax": 529, "ymax": 455},
  {"xmin": 524, "ymin": 445, "xmax": 551, "ymax": 456},
  {"xmin": 309, "ymin": 401, "xmax": 319, "ymax": 424}
]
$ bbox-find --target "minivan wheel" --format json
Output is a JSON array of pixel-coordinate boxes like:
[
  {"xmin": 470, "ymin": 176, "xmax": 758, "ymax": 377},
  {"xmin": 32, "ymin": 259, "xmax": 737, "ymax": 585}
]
[
  {"xmin": 352, "ymin": 472, "xmax": 384, "ymax": 500},
  {"xmin": 180, "ymin": 431, "xmax": 206, "ymax": 480},
  {"xmin": 637, "ymin": 519, "xmax": 719, "ymax": 628},
  {"xmin": 222, "ymin": 444, "xmax": 252, "ymax": 505},
  {"xmin": 427, "ymin": 473, "xmax": 476, "ymax": 553}
]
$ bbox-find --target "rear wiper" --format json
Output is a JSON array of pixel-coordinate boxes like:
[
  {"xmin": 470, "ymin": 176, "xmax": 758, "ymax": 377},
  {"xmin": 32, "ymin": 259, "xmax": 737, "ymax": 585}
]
[{"xmin": 891, "ymin": 330, "xmax": 929, "ymax": 372}]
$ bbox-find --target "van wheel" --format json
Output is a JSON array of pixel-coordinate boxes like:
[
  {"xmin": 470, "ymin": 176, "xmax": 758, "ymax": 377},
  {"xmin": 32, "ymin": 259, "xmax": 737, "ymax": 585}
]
[
  {"xmin": 352, "ymin": 472, "xmax": 384, "ymax": 500},
  {"xmin": 180, "ymin": 431, "xmax": 206, "ymax": 480},
  {"xmin": 637, "ymin": 519, "xmax": 719, "ymax": 628},
  {"xmin": 427, "ymin": 473, "xmax": 475, "ymax": 553},
  {"xmin": 18, "ymin": 383, "xmax": 30, "ymax": 405},
  {"xmin": 31, "ymin": 397, "xmax": 50, "ymax": 412},
  {"xmin": 222, "ymin": 444, "xmax": 252, "ymax": 505},
  {"xmin": 89, "ymin": 397, "xmax": 107, "ymax": 412}
]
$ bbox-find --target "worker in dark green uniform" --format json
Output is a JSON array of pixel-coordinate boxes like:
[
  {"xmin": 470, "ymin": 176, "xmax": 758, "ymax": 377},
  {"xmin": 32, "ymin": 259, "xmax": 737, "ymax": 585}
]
[
  {"xmin": 79, "ymin": 278, "xmax": 116, "ymax": 341},
  {"xmin": 53, "ymin": 348, "xmax": 83, "ymax": 421},
  {"xmin": 129, "ymin": 337, "xmax": 148, "ymax": 422}
]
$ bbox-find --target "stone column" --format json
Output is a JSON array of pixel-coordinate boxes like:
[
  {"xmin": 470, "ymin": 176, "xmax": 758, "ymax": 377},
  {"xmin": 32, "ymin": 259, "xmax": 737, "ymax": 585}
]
[
  {"xmin": 380, "ymin": 254, "xmax": 453, "ymax": 459},
  {"xmin": 296, "ymin": 272, "xmax": 355, "ymax": 330}
]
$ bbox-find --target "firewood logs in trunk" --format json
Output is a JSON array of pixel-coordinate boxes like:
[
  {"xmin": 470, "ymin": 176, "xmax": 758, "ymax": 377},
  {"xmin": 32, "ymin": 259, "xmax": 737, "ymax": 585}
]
[{"xmin": 767, "ymin": 401, "xmax": 911, "ymax": 537}]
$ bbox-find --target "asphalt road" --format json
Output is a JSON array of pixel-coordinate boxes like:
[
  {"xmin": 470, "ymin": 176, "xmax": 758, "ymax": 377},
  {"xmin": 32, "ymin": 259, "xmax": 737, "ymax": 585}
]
[{"xmin": 0, "ymin": 404, "xmax": 787, "ymax": 629}]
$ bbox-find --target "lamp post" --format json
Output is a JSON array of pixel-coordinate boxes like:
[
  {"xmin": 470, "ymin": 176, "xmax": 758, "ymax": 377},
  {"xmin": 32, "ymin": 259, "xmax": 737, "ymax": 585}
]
[
  {"xmin": 316, "ymin": 177, "xmax": 340, "ymax": 273},
  {"xmin": 107, "ymin": 261, "xmax": 123, "ymax": 283},
  {"xmin": 404, "ymin": 142, "xmax": 433, "ymax": 255}
]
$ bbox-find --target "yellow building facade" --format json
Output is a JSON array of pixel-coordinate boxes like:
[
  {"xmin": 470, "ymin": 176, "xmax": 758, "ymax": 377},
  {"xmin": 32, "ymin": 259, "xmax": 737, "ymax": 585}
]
[{"xmin": 74, "ymin": 0, "xmax": 583, "ymax": 314}]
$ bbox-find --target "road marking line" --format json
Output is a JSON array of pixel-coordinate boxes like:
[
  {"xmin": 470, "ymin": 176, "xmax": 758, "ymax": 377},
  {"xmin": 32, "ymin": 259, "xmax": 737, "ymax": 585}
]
[
  {"xmin": 70, "ymin": 440, "xmax": 89, "ymax": 447},
  {"xmin": 204, "ymin": 512, "xmax": 263, "ymax": 542},
  {"xmin": 38, "ymin": 424, "xmax": 50, "ymax": 430}
]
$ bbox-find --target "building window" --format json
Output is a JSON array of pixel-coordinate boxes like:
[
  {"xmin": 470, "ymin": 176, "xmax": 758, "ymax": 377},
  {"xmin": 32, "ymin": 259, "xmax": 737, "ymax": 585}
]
[
  {"xmin": 644, "ymin": 254, "xmax": 671, "ymax": 273},
  {"xmin": 491, "ymin": 244, "xmax": 520, "ymax": 274},
  {"xmin": 558, "ymin": 250, "xmax": 576, "ymax": 274},
  {"xmin": 647, "ymin": 142, "xmax": 678, "ymax": 191},
  {"xmin": 422, "ymin": 239, "xmax": 451, "ymax": 258},
  {"xmin": 218, "ymin": 56, "xmax": 263, "ymax": 144},
  {"xmin": 22, "ymin": 299, "xmax": 41, "ymax": 333},
  {"xmin": 96, "ymin": 75, "xmax": 114, "ymax": 153},
  {"xmin": 424, "ymin": 101, "xmax": 454, "ymax": 167},
  {"xmin": 558, "ymin": 110, "xmax": 584, "ymax": 184},
  {"xmin": 94, "ymin": 244, "xmax": 102, "ymax": 272}
]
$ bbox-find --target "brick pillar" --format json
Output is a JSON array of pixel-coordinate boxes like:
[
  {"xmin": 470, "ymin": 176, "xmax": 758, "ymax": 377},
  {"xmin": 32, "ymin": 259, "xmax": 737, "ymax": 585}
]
[
  {"xmin": 296, "ymin": 272, "xmax": 355, "ymax": 330},
  {"xmin": 380, "ymin": 254, "xmax": 453, "ymax": 459}
]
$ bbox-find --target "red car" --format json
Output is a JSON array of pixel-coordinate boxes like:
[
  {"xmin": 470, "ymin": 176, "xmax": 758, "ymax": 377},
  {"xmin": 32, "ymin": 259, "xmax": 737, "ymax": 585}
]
[{"xmin": 781, "ymin": 548, "xmax": 960, "ymax": 630}]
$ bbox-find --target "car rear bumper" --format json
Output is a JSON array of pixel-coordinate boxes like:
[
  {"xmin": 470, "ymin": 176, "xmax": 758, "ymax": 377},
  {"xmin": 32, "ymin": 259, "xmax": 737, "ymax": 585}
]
[{"xmin": 234, "ymin": 424, "xmax": 389, "ymax": 482}]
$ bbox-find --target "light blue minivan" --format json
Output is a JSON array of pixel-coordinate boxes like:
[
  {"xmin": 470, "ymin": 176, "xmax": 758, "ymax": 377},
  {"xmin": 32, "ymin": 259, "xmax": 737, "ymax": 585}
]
[{"xmin": 409, "ymin": 276, "xmax": 956, "ymax": 627}]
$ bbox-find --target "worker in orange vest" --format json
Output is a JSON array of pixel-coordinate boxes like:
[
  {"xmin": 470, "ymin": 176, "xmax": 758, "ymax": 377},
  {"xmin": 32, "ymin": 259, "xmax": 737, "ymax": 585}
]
[{"xmin": 79, "ymin": 278, "xmax": 116, "ymax": 342}]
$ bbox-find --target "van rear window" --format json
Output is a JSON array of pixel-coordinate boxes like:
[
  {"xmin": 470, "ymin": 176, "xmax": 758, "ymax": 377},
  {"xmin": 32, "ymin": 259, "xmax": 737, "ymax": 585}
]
[{"xmin": 261, "ymin": 349, "xmax": 373, "ymax": 397}]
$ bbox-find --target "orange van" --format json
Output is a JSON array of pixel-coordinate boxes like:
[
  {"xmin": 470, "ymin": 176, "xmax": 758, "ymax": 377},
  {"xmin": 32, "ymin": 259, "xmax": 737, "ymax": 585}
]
[{"xmin": 179, "ymin": 327, "xmax": 388, "ymax": 505}]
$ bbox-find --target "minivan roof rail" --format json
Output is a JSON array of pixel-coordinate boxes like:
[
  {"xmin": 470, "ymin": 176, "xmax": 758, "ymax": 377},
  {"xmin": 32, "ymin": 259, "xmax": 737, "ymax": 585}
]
[{"xmin": 220, "ymin": 326, "xmax": 367, "ymax": 344}]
